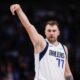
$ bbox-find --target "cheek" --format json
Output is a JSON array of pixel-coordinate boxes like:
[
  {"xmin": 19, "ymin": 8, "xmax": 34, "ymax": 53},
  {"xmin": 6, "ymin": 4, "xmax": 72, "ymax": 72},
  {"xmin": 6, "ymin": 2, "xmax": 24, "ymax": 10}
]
[
  {"xmin": 55, "ymin": 31, "xmax": 60, "ymax": 35},
  {"xmin": 45, "ymin": 31, "xmax": 49, "ymax": 35},
  {"xmin": 45, "ymin": 33, "xmax": 51, "ymax": 38}
]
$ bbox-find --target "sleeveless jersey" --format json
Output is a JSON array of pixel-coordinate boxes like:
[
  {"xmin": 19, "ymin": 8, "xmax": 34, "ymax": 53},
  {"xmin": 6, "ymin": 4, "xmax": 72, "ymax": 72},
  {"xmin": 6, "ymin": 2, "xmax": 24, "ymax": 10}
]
[{"xmin": 34, "ymin": 40, "xmax": 66, "ymax": 80}]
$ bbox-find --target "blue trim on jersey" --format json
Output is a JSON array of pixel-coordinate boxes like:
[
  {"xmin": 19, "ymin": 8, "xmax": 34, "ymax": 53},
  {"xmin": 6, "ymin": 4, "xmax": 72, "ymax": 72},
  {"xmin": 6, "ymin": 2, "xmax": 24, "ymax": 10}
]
[{"xmin": 39, "ymin": 41, "xmax": 49, "ymax": 61}]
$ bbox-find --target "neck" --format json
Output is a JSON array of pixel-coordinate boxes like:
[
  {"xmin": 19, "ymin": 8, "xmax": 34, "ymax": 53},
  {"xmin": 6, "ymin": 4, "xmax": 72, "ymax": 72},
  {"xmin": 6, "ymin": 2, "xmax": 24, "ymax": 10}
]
[
  {"xmin": 50, "ymin": 41, "xmax": 59, "ymax": 46},
  {"xmin": 46, "ymin": 39, "xmax": 59, "ymax": 46}
]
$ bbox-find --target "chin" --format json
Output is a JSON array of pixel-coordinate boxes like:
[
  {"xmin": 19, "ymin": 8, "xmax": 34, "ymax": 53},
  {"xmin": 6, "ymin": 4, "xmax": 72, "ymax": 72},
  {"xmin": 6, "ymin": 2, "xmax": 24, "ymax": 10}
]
[{"xmin": 48, "ymin": 39, "xmax": 56, "ymax": 42}]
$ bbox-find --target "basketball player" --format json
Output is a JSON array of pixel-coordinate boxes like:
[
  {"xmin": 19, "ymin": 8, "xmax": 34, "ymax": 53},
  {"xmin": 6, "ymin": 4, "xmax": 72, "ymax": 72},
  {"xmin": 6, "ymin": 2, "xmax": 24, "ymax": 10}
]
[{"xmin": 10, "ymin": 4, "xmax": 74, "ymax": 80}]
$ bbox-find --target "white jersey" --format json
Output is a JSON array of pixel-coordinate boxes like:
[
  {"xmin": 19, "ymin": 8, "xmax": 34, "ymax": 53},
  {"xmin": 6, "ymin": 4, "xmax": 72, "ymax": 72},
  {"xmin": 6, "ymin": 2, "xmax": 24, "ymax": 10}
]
[{"xmin": 34, "ymin": 40, "xmax": 66, "ymax": 80}]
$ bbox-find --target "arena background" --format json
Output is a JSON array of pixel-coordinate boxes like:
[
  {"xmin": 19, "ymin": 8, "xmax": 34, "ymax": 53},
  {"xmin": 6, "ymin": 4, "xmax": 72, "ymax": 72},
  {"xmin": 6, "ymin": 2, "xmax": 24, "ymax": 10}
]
[{"xmin": 0, "ymin": 0, "xmax": 80, "ymax": 80}]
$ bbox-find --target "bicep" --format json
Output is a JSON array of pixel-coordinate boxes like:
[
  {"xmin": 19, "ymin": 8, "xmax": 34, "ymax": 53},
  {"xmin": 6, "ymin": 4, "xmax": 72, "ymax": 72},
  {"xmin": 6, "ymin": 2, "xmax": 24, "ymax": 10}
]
[
  {"xmin": 64, "ymin": 46, "xmax": 73, "ymax": 77},
  {"xmin": 34, "ymin": 35, "xmax": 46, "ymax": 54},
  {"xmin": 65, "ymin": 59, "xmax": 71, "ymax": 75},
  {"xmin": 64, "ymin": 45, "xmax": 73, "ymax": 79},
  {"xmin": 64, "ymin": 45, "xmax": 71, "ymax": 75},
  {"xmin": 26, "ymin": 24, "xmax": 45, "ymax": 47}
]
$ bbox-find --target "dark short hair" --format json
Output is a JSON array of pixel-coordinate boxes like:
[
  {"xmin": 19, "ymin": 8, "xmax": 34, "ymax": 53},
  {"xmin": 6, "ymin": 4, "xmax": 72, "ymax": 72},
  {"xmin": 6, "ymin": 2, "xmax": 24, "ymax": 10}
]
[
  {"xmin": 45, "ymin": 20, "xmax": 59, "ymax": 27},
  {"xmin": 44, "ymin": 20, "xmax": 60, "ymax": 30}
]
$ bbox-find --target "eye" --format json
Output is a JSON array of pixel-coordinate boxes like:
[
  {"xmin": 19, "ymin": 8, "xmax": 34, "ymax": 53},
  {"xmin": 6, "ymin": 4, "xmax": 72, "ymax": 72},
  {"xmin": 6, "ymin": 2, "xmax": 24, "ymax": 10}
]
[
  {"xmin": 53, "ymin": 30, "xmax": 56, "ymax": 32},
  {"xmin": 48, "ymin": 29, "xmax": 51, "ymax": 32}
]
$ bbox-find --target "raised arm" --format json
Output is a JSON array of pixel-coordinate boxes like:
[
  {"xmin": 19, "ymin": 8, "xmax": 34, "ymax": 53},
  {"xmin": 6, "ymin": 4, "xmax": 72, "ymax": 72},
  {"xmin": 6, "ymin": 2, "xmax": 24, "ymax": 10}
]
[
  {"xmin": 64, "ymin": 46, "xmax": 74, "ymax": 80},
  {"xmin": 10, "ymin": 4, "xmax": 46, "ymax": 48}
]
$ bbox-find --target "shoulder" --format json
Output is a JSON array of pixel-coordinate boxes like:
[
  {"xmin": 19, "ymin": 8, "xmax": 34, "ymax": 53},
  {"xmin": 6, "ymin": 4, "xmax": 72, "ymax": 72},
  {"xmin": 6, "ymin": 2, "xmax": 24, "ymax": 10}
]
[
  {"xmin": 64, "ymin": 45, "xmax": 68, "ymax": 53},
  {"xmin": 60, "ymin": 43, "xmax": 68, "ymax": 53},
  {"xmin": 34, "ymin": 34, "xmax": 47, "ymax": 54},
  {"xmin": 63, "ymin": 44, "xmax": 68, "ymax": 59}
]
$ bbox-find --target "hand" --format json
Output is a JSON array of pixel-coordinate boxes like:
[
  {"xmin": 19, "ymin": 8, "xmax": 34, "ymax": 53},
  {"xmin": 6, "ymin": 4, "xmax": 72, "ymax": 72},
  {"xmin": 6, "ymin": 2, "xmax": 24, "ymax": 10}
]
[
  {"xmin": 10, "ymin": 4, "xmax": 21, "ymax": 15},
  {"xmin": 65, "ymin": 75, "xmax": 74, "ymax": 80}
]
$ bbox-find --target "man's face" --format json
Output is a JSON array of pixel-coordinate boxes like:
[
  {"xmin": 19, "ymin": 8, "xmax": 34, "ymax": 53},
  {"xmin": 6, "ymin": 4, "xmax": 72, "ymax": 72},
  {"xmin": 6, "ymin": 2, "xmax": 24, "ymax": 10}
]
[{"xmin": 45, "ymin": 24, "xmax": 60, "ymax": 42}]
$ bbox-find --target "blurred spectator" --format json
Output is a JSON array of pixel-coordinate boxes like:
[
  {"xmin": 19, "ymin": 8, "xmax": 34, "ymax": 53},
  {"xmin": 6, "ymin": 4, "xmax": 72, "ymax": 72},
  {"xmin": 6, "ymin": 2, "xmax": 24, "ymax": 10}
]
[{"xmin": 5, "ymin": 62, "xmax": 19, "ymax": 80}]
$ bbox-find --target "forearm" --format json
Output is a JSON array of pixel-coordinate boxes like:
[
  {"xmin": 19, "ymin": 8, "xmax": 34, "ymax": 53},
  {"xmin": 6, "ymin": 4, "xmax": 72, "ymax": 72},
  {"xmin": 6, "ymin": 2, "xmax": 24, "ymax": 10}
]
[
  {"xmin": 16, "ymin": 9, "xmax": 37, "ymax": 34},
  {"xmin": 15, "ymin": 7, "xmax": 41, "ymax": 46},
  {"xmin": 16, "ymin": 8, "xmax": 32, "ymax": 28}
]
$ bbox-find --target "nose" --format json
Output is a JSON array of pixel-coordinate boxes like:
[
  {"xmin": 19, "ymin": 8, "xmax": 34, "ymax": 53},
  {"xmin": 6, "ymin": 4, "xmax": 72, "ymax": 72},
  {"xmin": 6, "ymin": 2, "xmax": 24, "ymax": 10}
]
[{"xmin": 50, "ymin": 31, "xmax": 54, "ymax": 35}]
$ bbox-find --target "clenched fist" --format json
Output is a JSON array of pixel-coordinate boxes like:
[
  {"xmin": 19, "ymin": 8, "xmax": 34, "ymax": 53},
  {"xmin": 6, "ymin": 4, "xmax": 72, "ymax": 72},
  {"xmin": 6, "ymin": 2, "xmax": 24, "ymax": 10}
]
[{"xmin": 10, "ymin": 4, "xmax": 21, "ymax": 15}]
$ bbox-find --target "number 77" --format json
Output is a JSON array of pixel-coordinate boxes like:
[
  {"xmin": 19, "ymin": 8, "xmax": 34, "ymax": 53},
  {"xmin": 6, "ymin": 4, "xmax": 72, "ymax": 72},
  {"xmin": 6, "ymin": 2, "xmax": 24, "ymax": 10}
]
[{"xmin": 56, "ymin": 58, "xmax": 64, "ymax": 68}]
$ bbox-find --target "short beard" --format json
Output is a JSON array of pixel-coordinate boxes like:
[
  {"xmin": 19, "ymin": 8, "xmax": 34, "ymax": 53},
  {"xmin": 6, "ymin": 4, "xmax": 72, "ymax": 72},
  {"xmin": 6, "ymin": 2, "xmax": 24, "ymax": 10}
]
[{"xmin": 48, "ymin": 38, "xmax": 57, "ymax": 43}]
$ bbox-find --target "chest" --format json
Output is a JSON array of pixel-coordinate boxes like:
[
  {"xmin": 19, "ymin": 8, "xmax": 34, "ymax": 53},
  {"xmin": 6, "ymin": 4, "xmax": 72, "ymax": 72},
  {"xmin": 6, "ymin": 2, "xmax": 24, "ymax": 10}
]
[{"xmin": 47, "ymin": 44, "xmax": 65, "ymax": 58}]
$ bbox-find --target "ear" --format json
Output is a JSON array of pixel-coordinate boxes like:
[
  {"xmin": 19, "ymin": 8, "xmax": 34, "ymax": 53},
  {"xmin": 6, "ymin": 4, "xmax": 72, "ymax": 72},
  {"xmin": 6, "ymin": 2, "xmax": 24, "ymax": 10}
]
[
  {"xmin": 45, "ymin": 30, "xmax": 46, "ymax": 37},
  {"xmin": 58, "ymin": 30, "xmax": 60, "ymax": 36},
  {"xmin": 44, "ymin": 28, "xmax": 47, "ymax": 36}
]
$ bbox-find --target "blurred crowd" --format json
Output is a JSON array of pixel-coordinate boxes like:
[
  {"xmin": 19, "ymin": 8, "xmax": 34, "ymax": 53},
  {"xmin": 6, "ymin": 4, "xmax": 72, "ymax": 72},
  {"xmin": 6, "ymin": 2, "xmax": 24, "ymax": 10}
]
[{"xmin": 0, "ymin": 1, "xmax": 80, "ymax": 80}]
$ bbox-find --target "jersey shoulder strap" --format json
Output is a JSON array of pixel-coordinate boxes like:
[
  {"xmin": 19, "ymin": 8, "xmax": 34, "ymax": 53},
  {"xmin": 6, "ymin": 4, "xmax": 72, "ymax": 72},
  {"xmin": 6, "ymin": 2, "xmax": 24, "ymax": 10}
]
[
  {"xmin": 61, "ymin": 44, "xmax": 68, "ymax": 59},
  {"xmin": 39, "ymin": 41, "xmax": 49, "ymax": 61}
]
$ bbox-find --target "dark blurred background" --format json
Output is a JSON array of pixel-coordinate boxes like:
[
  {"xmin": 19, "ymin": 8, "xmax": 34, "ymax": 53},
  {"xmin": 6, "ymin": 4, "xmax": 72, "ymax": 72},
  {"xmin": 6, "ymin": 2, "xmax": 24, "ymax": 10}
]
[{"xmin": 0, "ymin": 0, "xmax": 80, "ymax": 80}]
